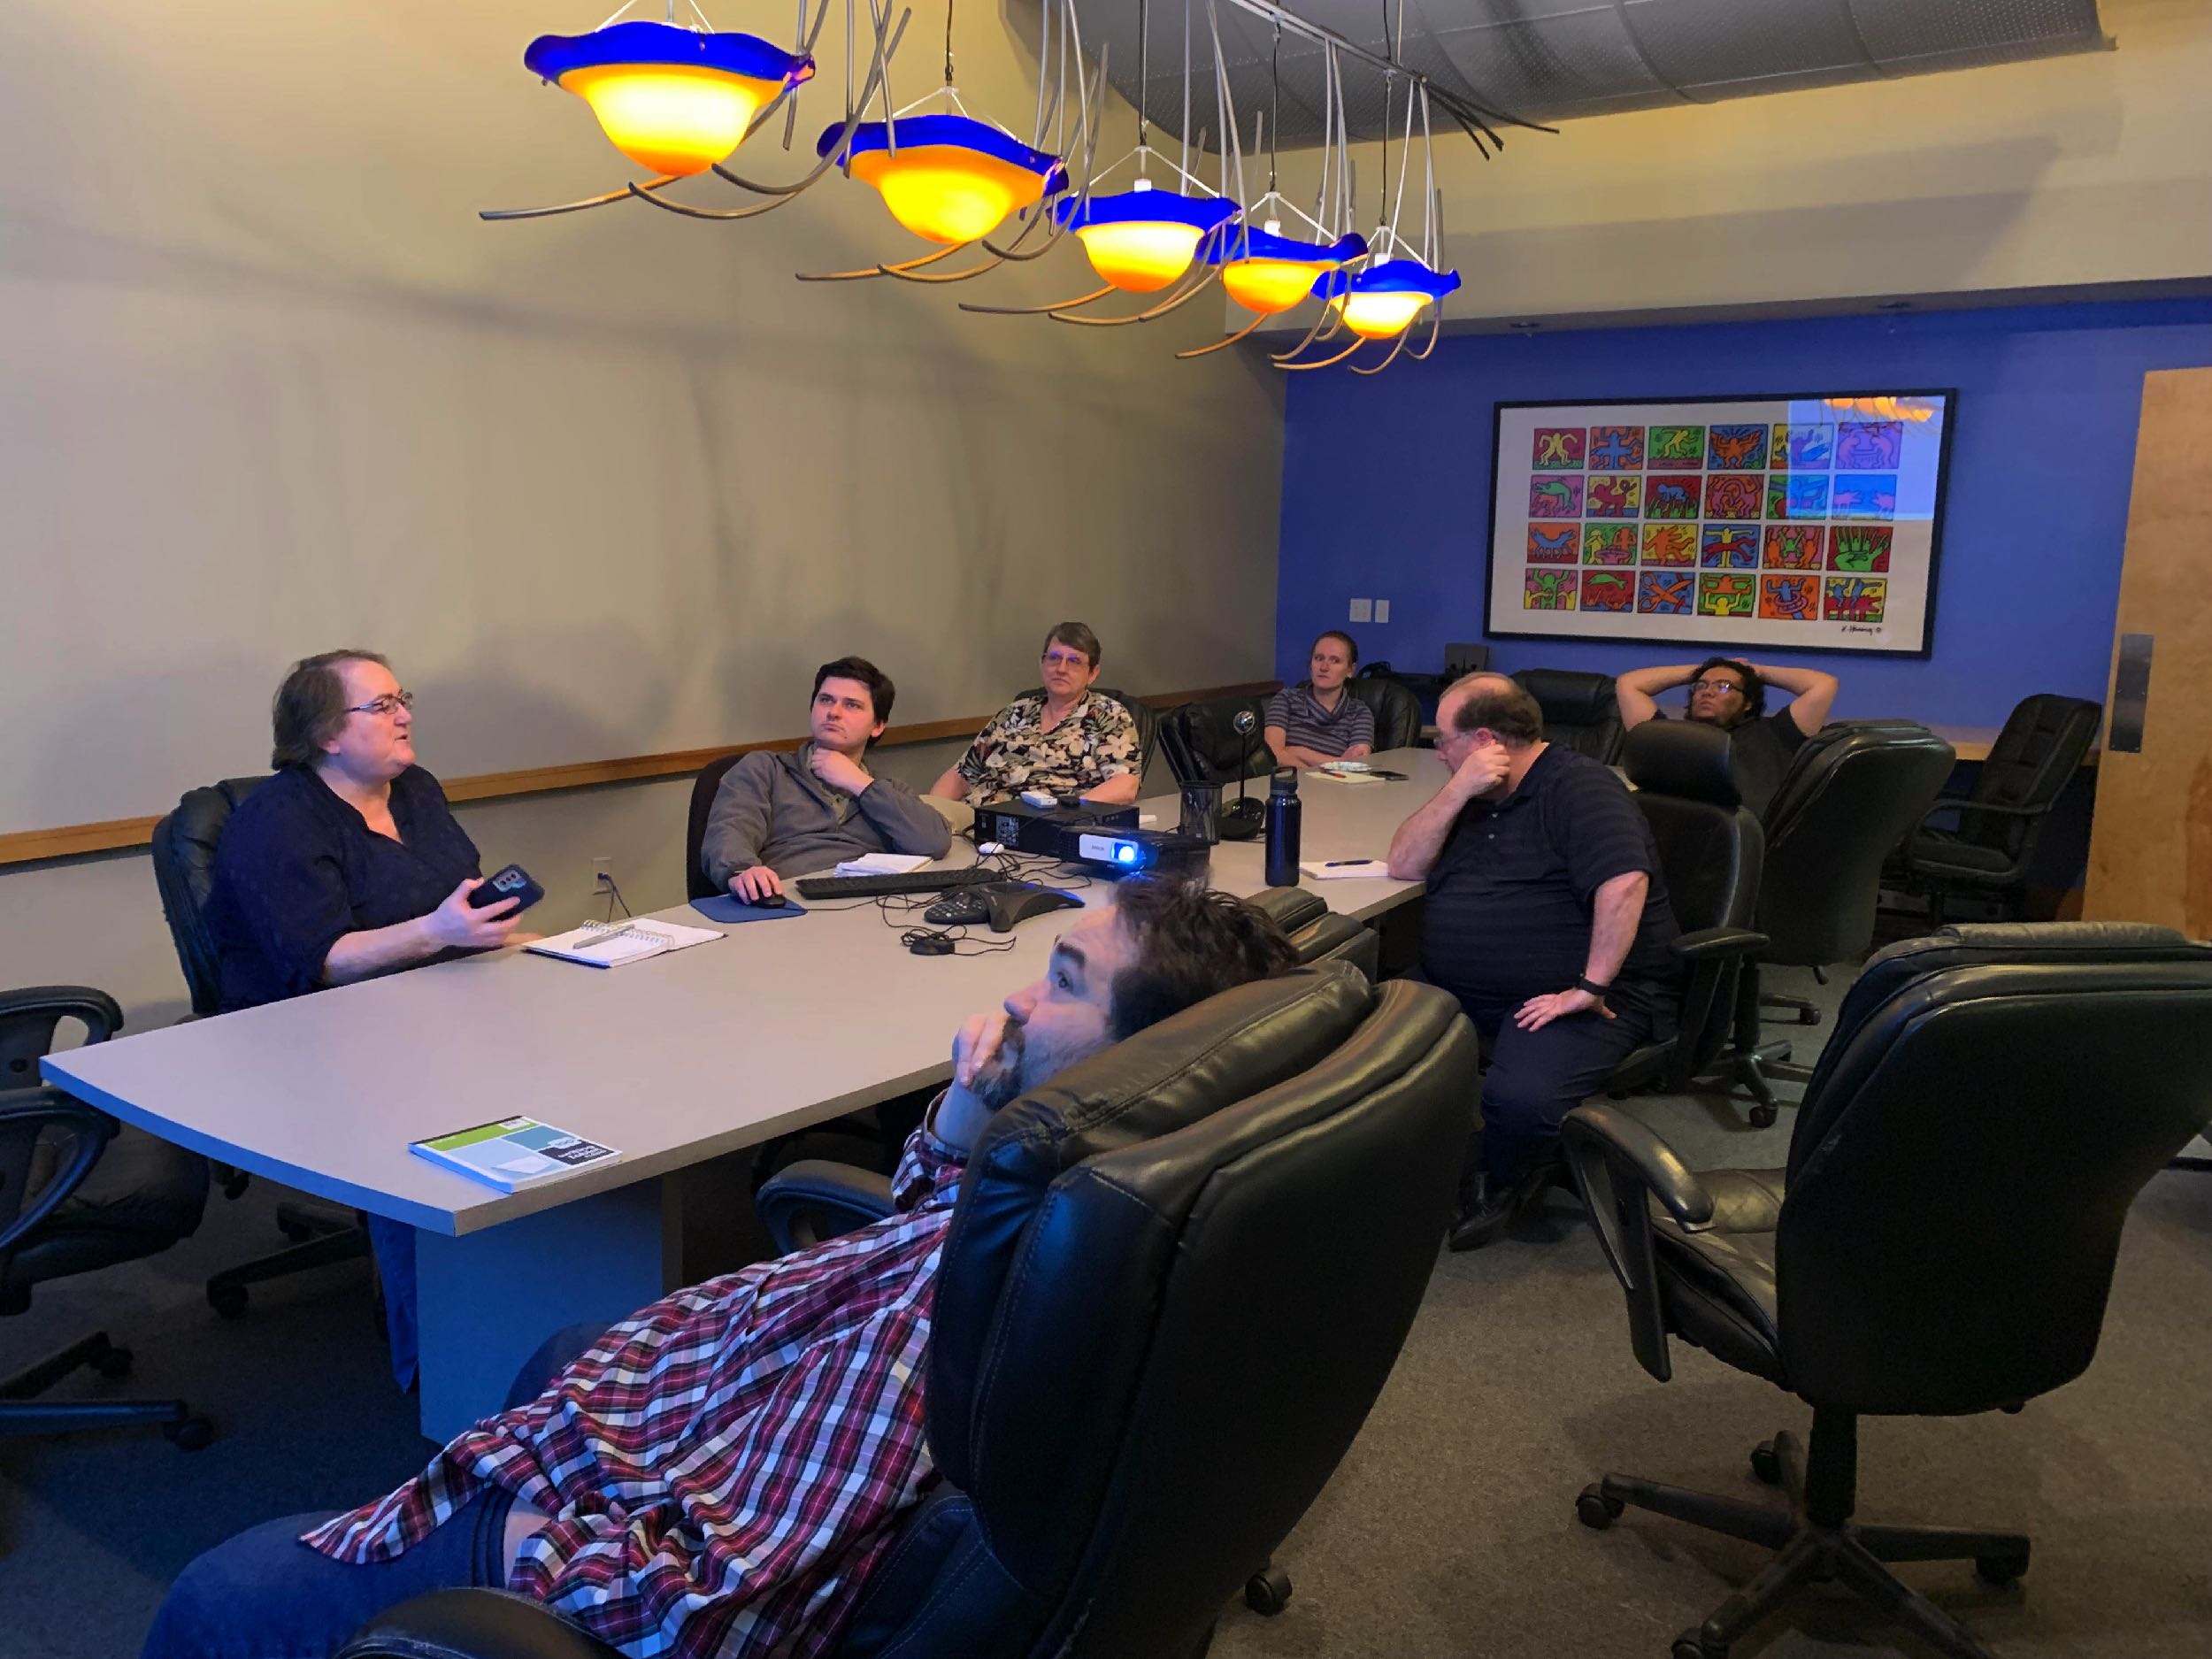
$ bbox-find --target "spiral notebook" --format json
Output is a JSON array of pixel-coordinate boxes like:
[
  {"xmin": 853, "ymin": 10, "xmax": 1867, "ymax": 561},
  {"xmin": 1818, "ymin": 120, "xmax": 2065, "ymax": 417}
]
[{"xmin": 527, "ymin": 918, "xmax": 724, "ymax": 968}]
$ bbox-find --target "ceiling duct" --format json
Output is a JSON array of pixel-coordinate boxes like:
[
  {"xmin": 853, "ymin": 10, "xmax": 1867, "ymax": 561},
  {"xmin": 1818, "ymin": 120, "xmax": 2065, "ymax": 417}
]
[{"xmin": 1070, "ymin": 0, "xmax": 2110, "ymax": 150}]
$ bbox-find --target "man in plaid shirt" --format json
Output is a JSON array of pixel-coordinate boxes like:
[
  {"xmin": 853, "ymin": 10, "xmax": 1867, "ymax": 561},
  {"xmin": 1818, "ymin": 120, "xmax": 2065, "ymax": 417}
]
[{"xmin": 143, "ymin": 879, "xmax": 1295, "ymax": 1659}]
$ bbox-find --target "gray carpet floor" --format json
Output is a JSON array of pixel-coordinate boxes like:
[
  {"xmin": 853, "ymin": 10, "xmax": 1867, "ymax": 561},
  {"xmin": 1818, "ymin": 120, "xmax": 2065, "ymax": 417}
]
[{"xmin": 5, "ymin": 965, "xmax": 2209, "ymax": 1658}]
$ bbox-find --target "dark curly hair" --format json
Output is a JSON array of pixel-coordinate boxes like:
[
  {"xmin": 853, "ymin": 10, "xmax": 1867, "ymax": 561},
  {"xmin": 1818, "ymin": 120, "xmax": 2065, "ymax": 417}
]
[{"xmin": 1105, "ymin": 878, "xmax": 1300, "ymax": 1040}]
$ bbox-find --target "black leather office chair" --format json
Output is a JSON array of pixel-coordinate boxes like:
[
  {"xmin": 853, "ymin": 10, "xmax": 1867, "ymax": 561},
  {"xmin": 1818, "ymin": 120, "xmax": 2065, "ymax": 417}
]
[
  {"xmin": 1, "ymin": 985, "xmax": 212, "ymax": 1449},
  {"xmin": 1731, "ymin": 723, "xmax": 1955, "ymax": 1121},
  {"xmin": 151, "ymin": 779, "xmax": 373, "ymax": 1316},
  {"xmin": 1895, "ymin": 694, "xmax": 2101, "ymax": 924},
  {"xmin": 683, "ymin": 749, "xmax": 749, "ymax": 901},
  {"xmin": 1513, "ymin": 668, "xmax": 1624, "ymax": 763},
  {"xmin": 1601, "ymin": 722, "xmax": 1767, "ymax": 1101},
  {"xmin": 337, "ymin": 964, "xmax": 1479, "ymax": 1659},
  {"xmin": 1343, "ymin": 675, "xmax": 1423, "ymax": 751},
  {"xmin": 1159, "ymin": 693, "xmax": 1275, "ymax": 787},
  {"xmin": 1564, "ymin": 923, "xmax": 2212, "ymax": 1659}
]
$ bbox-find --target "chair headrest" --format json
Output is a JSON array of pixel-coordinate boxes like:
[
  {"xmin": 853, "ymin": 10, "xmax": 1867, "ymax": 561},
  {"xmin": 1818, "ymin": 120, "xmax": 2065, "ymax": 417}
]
[
  {"xmin": 929, "ymin": 964, "xmax": 1374, "ymax": 1483},
  {"xmin": 1243, "ymin": 886, "xmax": 1328, "ymax": 938},
  {"xmin": 1622, "ymin": 718, "xmax": 1740, "ymax": 808},
  {"xmin": 1513, "ymin": 668, "xmax": 1617, "ymax": 723}
]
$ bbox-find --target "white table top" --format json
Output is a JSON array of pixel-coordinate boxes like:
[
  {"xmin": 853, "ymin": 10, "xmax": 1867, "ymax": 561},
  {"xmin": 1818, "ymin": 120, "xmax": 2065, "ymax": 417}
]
[{"xmin": 43, "ymin": 751, "xmax": 1441, "ymax": 1238}]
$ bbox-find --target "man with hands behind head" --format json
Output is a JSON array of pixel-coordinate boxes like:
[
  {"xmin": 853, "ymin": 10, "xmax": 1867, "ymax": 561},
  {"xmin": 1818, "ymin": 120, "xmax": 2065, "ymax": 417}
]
[
  {"xmin": 1616, "ymin": 656, "xmax": 1839, "ymax": 818},
  {"xmin": 701, "ymin": 656, "xmax": 951, "ymax": 902},
  {"xmin": 1387, "ymin": 673, "xmax": 1681, "ymax": 1252}
]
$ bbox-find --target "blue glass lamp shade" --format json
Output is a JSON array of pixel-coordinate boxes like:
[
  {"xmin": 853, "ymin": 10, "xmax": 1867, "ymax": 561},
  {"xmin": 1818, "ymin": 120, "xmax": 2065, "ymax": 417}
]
[{"xmin": 1313, "ymin": 259, "xmax": 1462, "ymax": 340}]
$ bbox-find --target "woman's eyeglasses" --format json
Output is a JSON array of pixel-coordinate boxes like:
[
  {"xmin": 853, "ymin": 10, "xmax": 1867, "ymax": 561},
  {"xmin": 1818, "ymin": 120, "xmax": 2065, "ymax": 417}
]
[{"xmin": 344, "ymin": 691, "xmax": 415, "ymax": 718}]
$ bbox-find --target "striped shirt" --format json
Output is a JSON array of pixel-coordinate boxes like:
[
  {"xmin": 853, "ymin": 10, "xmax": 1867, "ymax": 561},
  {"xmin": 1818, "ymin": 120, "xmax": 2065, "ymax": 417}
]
[
  {"xmin": 1263, "ymin": 683, "xmax": 1375, "ymax": 758},
  {"xmin": 303, "ymin": 1128, "xmax": 966, "ymax": 1659}
]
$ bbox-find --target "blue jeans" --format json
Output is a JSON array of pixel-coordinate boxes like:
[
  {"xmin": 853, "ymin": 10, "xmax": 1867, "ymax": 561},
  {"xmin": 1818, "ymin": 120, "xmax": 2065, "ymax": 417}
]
[
  {"xmin": 139, "ymin": 1324, "xmax": 609, "ymax": 1659},
  {"xmin": 138, "ymin": 1486, "xmax": 514, "ymax": 1659},
  {"xmin": 366, "ymin": 1214, "xmax": 418, "ymax": 1393}
]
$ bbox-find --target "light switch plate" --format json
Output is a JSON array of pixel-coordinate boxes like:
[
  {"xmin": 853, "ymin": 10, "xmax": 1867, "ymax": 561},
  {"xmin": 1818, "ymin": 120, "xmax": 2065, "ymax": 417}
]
[
  {"xmin": 1374, "ymin": 599, "xmax": 1392, "ymax": 623},
  {"xmin": 1348, "ymin": 598, "xmax": 1373, "ymax": 622}
]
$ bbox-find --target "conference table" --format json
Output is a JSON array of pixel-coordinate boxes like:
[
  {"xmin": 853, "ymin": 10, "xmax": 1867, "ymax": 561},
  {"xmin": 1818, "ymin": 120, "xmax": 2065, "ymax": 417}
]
[{"xmin": 43, "ymin": 749, "xmax": 1445, "ymax": 1439}]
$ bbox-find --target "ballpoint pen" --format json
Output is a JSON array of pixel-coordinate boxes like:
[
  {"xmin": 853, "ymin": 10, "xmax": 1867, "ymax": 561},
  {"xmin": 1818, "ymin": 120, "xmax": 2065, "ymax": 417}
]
[{"xmin": 578, "ymin": 923, "xmax": 643, "ymax": 949}]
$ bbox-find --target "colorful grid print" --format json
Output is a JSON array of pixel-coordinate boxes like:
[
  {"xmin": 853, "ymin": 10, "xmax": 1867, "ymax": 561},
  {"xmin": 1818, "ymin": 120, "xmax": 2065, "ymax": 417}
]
[{"xmin": 1504, "ymin": 397, "xmax": 1944, "ymax": 649}]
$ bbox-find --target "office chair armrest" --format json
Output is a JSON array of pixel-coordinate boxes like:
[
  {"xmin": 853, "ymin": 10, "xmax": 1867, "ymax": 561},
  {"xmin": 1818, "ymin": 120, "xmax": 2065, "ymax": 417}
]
[
  {"xmin": 0, "ymin": 1087, "xmax": 119, "ymax": 1254},
  {"xmin": 757, "ymin": 1159, "xmax": 896, "ymax": 1256},
  {"xmin": 337, "ymin": 1589, "xmax": 622, "ymax": 1659},
  {"xmin": 1561, "ymin": 1104, "xmax": 1712, "ymax": 1385},
  {"xmin": 1919, "ymin": 796, "xmax": 2047, "ymax": 826},
  {"xmin": 0, "ymin": 985, "xmax": 124, "ymax": 1044},
  {"xmin": 1562, "ymin": 1104, "xmax": 1714, "ymax": 1229},
  {"xmin": 1669, "ymin": 927, "xmax": 1768, "ymax": 965}
]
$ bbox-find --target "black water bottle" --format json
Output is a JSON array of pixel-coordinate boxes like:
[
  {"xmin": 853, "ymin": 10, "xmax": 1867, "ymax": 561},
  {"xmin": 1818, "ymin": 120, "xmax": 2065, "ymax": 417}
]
[{"xmin": 1264, "ymin": 768, "xmax": 1302, "ymax": 887}]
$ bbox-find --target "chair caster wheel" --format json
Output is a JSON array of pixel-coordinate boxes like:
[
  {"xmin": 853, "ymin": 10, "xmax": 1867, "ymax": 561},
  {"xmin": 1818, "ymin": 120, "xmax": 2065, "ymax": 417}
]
[
  {"xmin": 1243, "ymin": 1565, "xmax": 1292, "ymax": 1616},
  {"xmin": 1977, "ymin": 1551, "xmax": 2030, "ymax": 1586},
  {"xmin": 1672, "ymin": 1630, "xmax": 1724, "ymax": 1659},
  {"xmin": 1748, "ymin": 1104, "xmax": 1778, "ymax": 1129},
  {"xmin": 208, "ymin": 1284, "xmax": 249, "ymax": 1319},
  {"xmin": 1796, "ymin": 1007, "xmax": 1822, "ymax": 1027},
  {"xmin": 277, "ymin": 1219, "xmax": 315, "ymax": 1243},
  {"xmin": 1575, "ymin": 1485, "xmax": 1624, "ymax": 1530},
  {"xmin": 164, "ymin": 1416, "xmax": 214, "ymax": 1451},
  {"xmin": 92, "ymin": 1344, "xmax": 134, "ymax": 1380},
  {"xmin": 1749, "ymin": 1440, "xmax": 1781, "ymax": 1485}
]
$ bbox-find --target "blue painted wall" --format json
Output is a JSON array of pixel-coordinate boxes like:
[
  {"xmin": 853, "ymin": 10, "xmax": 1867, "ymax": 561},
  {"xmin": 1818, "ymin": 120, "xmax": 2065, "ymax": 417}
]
[{"xmin": 1276, "ymin": 300, "xmax": 2212, "ymax": 726}]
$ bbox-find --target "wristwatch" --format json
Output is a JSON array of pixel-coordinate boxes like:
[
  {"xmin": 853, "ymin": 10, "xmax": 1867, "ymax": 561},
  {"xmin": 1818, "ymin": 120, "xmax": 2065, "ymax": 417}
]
[{"xmin": 1574, "ymin": 975, "xmax": 1612, "ymax": 999}]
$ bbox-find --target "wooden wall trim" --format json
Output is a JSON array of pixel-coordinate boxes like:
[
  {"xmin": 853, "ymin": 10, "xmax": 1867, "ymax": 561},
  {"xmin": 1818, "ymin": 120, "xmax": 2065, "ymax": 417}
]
[{"xmin": 0, "ymin": 681, "xmax": 1281, "ymax": 869}]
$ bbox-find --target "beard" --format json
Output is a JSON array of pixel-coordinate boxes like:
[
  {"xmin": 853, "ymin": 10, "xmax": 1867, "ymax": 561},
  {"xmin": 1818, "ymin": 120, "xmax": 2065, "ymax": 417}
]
[{"xmin": 966, "ymin": 1019, "xmax": 1031, "ymax": 1111}]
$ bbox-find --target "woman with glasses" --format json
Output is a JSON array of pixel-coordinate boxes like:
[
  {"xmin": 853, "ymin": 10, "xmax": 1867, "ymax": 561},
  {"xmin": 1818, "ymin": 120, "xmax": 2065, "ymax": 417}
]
[
  {"xmin": 929, "ymin": 621, "xmax": 1142, "ymax": 806},
  {"xmin": 204, "ymin": 649, "xmax": 527, "ymax": 1390},
  {"xmin": 1615, "ymin": 655, "xmax": 1841, "ymax": 817}
]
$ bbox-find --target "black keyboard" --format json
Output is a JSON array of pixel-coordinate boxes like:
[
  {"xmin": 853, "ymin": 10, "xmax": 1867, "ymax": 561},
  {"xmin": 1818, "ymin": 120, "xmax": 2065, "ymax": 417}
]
[{"xmin": 795, "ymin": 867, "xmax": 999, "ymax": 901}]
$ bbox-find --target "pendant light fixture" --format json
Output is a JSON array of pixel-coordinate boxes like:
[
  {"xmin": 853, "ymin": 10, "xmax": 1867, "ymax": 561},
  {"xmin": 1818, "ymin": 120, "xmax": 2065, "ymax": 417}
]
[{"xmin": 523, "ymin": 4, "xmax": 815, "ymax": 177}]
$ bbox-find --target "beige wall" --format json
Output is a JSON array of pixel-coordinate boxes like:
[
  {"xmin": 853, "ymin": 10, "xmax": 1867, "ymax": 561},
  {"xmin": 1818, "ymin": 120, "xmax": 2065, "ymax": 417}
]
[
  {"xmin": 1264, "ymin": 0, "xmax": 2210, "ymax": 328},
  {"xmin": 0, "ymin": 1, "xmax": 1284, "ymax": 833},
  {"xmin": 0, "ymin": 3, "xmax": 1279, "ymax": 1023}
]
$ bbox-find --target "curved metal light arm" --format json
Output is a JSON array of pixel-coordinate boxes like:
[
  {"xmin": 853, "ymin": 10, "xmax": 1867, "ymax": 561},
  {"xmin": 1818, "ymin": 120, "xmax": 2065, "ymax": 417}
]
[
  {"xmin": 960, "ymin": 283, "xmax": 1115, "ymax": 316},
  {"xmin": 796, "ymin": 240, "xmax": 978, "ymax": 281},
  {"xmin": 1048, "ymin": 246, "xmax": 1223, "ymax": 326},
  {"xmin": 481, "ymin": 176, "xmax": 679, "ymax": 221},
  {"xmin": 1404, "ymin": 298, "xmax": 1444, "ymax": 361},
  {"xmin": 1269, "ymin": 287, "xmax": 1343, "ymax": 362},
  {"xmin": 1175, "ymin": 309, "xmax": 1267, "ymax": 359},
  {"xmin": 1348, "ymin": 328, "xmax": 1409, "ymax": 375},
  {"xmin": 1278, "ymin": 335, "xmax": 1364, "ymax": 371},
  {"xmin": 717, "ymin": 0, "xmax": 907, "ymax": 194}
]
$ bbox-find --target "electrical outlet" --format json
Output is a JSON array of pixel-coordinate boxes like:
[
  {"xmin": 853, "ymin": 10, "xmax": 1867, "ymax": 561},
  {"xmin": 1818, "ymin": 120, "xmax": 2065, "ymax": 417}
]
[
  {"xmin": 592, "ymin": 857, "xmax": 613, "ymax": 889},
  {"xmin": 1374, "ymin": 599, "xmax": 1391, "ymax": 624},
  {"xmin": 1348, "ymin": 598, "xmax": 1373, "ymax": 622}
]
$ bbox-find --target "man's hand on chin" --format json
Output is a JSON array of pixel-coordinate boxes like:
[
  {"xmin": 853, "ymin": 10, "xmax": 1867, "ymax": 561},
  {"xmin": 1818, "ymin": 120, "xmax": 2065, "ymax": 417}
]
[{"xmin": 933, "ymin": 1010, "xmax": 1018, "ymax": 1156}]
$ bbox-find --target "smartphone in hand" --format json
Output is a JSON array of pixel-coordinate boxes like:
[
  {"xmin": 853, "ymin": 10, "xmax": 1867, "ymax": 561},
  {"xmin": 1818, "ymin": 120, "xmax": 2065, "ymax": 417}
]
[{"xmin": 469, "ymin": 864, "xmax": 544, "ymax": 913}]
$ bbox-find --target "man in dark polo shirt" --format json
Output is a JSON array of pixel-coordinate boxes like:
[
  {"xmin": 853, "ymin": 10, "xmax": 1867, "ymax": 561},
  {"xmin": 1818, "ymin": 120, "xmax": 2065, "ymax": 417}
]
[
  {"xmin": 1616, "ymin": 656, "xmax": 1839, "ymax": 818},
  {"xmin": 1387, "ymin": 672, "xmax": 1681, "ymax": 1250}
]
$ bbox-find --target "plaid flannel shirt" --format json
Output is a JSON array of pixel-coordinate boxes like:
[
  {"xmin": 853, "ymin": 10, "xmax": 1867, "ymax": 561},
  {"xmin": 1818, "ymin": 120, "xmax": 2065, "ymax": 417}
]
[{"xmin": 303, "ymin": 1128, "xmax": 967, "ymax": 1658}]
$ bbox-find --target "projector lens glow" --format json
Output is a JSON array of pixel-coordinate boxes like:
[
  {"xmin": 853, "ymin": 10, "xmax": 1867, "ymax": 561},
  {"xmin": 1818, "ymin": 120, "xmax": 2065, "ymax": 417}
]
[
  {"xmin": 564, "ymin": 64, "xmax": 780, "ymax": 175},
  {"xmin": 1077, "ymin": 221, "xmax": 1207, "ymax": 292},
  {"xmin": 1117, "ymin": 845, "xmax": 1139, "ymax": 864}
]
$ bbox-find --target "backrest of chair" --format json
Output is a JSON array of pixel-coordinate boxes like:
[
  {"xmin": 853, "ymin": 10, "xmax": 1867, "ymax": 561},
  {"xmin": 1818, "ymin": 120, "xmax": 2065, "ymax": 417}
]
[
  {"xmin": 1775, "ymin": 926, "xmax": 2212, "ymax": 1417},
  {"xmin": 860, "ymin": 967, "xmax": 1477, "ymax": 1659},
  {"xmin": 1757, "ymin": 725, "xmax": 1954, "ymax": 965},
  {"xmin": 1243, "ymin": 885, "xmax": 1379, "ymax": 980},
  {"xmin": 1623, "ymin": 721, "xmax": 1763, "ymax": 1066},
  {"xmin": 684, "ymin": 751, "xmax": 748, "ymax": 900},
  {"xmin": 1957, "ymin": 694, "xmax": 2102, "ymax": 858},
  {"xmin": 1344, "ymin": 677, "xmax": 1423, "ymax": 751},
  {"xmin": 1159, "ymin": 695, "xmax": 1272, "ymax": 786},
  {"xmin": 1512, "ymin": 668, "xmax": 1624, "ymax": 763},
  {"xmin": 150, "ymin": 777, "xmax": 268, "ymax": 1016}
]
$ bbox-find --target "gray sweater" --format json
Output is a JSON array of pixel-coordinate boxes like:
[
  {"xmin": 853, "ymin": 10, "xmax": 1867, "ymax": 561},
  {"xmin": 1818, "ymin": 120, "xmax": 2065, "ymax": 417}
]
[{"xmin": 699, "ymin": 743, "xmax": 952, "ymax": 888}]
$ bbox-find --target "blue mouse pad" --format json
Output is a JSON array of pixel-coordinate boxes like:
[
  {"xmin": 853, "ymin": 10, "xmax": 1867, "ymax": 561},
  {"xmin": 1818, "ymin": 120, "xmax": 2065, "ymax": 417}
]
[{"xmin": 689, "ymin": 895, "xmax": 809, "ymax": 925}]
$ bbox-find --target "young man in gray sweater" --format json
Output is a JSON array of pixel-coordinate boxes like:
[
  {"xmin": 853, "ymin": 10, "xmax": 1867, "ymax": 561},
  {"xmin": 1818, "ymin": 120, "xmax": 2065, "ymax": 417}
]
[{"xmin": 701, "ymin": 657, "xmax": 953, "ymax": 902}]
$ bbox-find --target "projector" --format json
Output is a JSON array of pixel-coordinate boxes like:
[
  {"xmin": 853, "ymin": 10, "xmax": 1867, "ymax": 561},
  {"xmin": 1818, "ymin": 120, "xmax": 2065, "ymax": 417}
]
[
  {"xmin": 1066, "ymin": 826, "xmax": 1213, "ymax": 879},
  {"xmin": 975, "ymin": 797, "xmax": 1139, "ymax": 856}
]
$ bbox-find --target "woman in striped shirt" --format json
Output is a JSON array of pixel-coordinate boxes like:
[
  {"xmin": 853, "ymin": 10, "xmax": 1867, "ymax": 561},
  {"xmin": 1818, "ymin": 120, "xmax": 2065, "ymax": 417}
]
[{"xmin": 1264, "ymin": 630, "xmax": 1377, "ymax": 768}]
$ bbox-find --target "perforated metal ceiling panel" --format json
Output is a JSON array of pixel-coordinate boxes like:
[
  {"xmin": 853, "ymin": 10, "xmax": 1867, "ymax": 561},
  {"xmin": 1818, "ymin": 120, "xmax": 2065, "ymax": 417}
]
[{"xmin": 1069, "ymin": 0, "xmax": 2109, "ymax": 149}]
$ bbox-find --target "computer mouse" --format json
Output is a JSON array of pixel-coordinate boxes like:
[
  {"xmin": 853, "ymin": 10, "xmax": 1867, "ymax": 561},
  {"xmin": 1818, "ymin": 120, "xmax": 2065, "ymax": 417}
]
[
  {"xmin": 907, "ymin": 933, "xmax": 956, "ymax": 956},
  {"xmin": 749, "ymin": 893, "xmax": 789, "ymax": 909}
]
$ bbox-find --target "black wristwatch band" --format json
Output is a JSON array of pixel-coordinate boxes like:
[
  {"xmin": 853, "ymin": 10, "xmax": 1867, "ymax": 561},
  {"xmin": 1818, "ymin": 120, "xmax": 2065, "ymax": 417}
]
[{"xmin": 1574, "ymin": 975, "xmax": 1612, "ymax": 998}]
